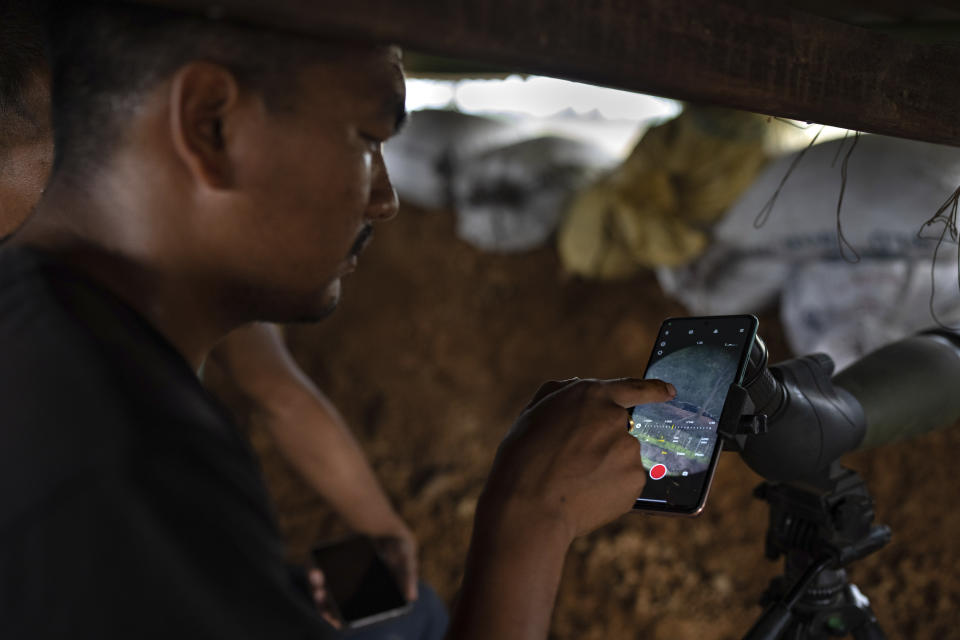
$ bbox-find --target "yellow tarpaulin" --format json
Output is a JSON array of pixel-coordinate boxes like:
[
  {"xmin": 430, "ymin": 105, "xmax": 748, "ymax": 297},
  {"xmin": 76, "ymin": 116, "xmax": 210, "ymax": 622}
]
[{"xmin": 558, "ymin": 105, "xmax": 770, "ymax": 277}]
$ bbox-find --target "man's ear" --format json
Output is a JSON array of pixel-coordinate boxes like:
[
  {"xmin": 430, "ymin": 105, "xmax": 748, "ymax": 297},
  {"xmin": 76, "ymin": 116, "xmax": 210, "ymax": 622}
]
[{"xmin": 168, "ymin": 62, "xmax": 241, "ymax": 190}]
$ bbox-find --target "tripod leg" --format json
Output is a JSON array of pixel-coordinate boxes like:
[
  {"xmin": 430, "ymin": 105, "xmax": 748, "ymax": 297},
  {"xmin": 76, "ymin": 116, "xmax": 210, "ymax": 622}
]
[{"xmin": 743, "ymin": 558, "xmax": 834, "ymax": 640}]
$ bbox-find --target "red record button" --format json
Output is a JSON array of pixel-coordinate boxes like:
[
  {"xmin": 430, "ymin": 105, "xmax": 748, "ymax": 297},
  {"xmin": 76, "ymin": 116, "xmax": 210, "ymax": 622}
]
[{"xmin": 649, "ymin": 464, "xmax": 667, "ymax": 480}]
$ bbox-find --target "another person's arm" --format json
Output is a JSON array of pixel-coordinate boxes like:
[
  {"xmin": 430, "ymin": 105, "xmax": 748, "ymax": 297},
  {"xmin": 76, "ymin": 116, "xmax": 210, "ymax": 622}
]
[
  {"xmin": 447, "ymin": 378, "xmax": 676, "ymax": 640},
  {"xmin": 207, "ymin": 323, "xmax": 417, "ymax": 598}
]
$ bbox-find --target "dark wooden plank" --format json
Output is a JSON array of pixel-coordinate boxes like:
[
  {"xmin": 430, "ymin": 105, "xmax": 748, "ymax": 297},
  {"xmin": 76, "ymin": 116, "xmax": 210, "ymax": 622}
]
[
  {"xmin": 791, "ymin": 0, "xmax": 960, "ymax": 23},
  {"xmin": 139, "ymin": 0, "xmax": 960, "ymax": 146}
]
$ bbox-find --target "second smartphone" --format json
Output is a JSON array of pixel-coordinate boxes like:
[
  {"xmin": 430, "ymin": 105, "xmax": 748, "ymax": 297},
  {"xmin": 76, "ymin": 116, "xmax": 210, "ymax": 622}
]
[
  {"xmin": 311, "ymin": 536, "xmax": 412, "ymax": 629},
  {"xmin": 630, "ymin": 315, "xmax": 758, "ymax": 516}
]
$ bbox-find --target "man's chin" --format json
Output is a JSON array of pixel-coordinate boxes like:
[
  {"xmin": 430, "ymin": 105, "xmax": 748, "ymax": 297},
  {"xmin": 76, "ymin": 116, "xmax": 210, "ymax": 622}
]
[
  {"xmin": 289, "ymin": 279, "xmax": 341, "ymax": 323},
  {"xmin": 315, "ymin": 291, "xmax": 340, "ymax": 321},
  {"xmin": 241, "ymin": 279, "xmax": 343, "ymax": 325}
]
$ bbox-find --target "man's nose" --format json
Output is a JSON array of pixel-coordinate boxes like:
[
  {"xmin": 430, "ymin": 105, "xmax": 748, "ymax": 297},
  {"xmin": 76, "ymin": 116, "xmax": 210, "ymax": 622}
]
[{"xmin": 367, "ymin": 153, "xmax": 399, "ymax": 222}]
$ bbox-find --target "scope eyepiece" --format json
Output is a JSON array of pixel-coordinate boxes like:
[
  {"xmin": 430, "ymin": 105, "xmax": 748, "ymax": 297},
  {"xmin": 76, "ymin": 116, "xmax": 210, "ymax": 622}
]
[{"xmin": 740, "ymin": 348, "xmax": 864, "ymax": 490}]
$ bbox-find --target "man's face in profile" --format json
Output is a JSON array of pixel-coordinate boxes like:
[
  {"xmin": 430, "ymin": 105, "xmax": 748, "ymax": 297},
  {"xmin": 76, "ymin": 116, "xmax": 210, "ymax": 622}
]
[
  {"xmin": 216, "ymin": 45, "xmax": 405, "ymax": 321},
  {"xmin": 2, "ymin": 38, "xmax": 406, "ymax": 324}
]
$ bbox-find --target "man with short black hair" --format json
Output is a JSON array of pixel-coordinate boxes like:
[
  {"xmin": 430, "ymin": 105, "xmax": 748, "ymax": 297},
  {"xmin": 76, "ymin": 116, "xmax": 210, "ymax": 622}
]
[
  {"xmin": 1, "ymin": 3, "xmax": 436, "ymax": 635},
  {"xmin": 0, "ymin": 3, "xmax": 674, "ymax": 639},
  {"xmin": 1, "ymin": 2, "xmax": 441, "ymax": 636}
]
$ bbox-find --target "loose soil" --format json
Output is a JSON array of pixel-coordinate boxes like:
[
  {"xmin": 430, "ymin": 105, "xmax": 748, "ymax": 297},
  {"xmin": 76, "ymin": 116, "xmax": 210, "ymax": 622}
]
[{"xmin": 223, "ymin": 204, "xmax": 960, "ymax": 639}]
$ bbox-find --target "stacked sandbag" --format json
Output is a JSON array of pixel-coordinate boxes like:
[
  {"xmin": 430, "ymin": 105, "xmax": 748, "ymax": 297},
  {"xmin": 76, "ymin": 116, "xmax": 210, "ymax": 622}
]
[
  {"xmin": 558, "ymin": 105, "xmax": 770, "ymax": 277},
  {"xmin": 452, "ymin": 136, "xmax": 617, "ymax": 252},
  {"xmin": 384, "ymin": 108, "xmax": 619, "ymax": 253},
  {"xmin": 382, "ymin": 109, "xmax": 524, "ymax": 210}
]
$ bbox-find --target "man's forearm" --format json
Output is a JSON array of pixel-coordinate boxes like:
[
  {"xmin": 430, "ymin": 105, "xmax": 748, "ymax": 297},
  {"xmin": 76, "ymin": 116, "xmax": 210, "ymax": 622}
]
[
  {"xmin": 207, "ymin": 323, "xmax": 403, "ymax": 534},
  {"xmin": 258, "ymin": 382, "xmax": 403, "ymax": 535},
  {"xmin": 446, "ymin": 498, "xmax": 572, "ymax": 640}
]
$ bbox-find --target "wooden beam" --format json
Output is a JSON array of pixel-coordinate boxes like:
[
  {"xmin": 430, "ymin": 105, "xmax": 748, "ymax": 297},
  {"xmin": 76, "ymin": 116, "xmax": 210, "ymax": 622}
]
[{"xmin": 139, "ymin": 0, "xmax": 960, "ymax": 146}]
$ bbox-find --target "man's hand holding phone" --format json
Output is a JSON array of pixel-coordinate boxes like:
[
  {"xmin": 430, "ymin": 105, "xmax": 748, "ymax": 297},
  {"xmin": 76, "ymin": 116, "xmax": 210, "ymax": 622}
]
[
  {"xmin": 449, "ymin": 377, "xmax": 675, "ymax": 640},
  {"xmin": 631, "ymin": 315, "xmax": 758, "ymax": 515},
  {"xmin": 479, "ymin": 377, "xmax": 676, "ymax": 541},
  {"xmin": 307, "ymin": 566, "xmax": 339, "ymax": 628}
]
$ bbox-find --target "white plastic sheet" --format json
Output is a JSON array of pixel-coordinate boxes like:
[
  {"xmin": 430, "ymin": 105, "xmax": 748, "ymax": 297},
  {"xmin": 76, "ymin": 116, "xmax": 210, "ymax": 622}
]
[{"xmin": 659, "ymin": 134, "xmax": 960, "ymax": 366}]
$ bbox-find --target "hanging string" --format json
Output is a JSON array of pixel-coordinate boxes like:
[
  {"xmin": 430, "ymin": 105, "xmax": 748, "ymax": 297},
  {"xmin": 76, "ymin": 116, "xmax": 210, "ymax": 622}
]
[
  {"xmin": 835, "ymin": 131, "xmax": 861, "ymax": 263},
  {"xmin": 754, "ymin": 125, "xmax": 825, "ymax": 228},
  {"xmin": 831, "ymin": 129, "xmax": 850, "ymax": 168},
  {"xmin": 917, "ymin": 185, "xmax": 960, "ymax": 331}
]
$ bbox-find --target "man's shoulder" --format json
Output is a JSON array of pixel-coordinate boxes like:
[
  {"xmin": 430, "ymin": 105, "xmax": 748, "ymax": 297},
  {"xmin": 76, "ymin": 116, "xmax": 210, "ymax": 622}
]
[
  {"xmin": 0, "ymin": 245, "xmax": 224, "ymax": 424},
  {"xmin": 0, "ymin": 251, "xmax": 334, "ymax": 638},
  {"xmin": 0, "ymin": 246, "xmax": 131, "ymax": 418},
  {"xmin": 0, "ymin": 246, "xmax": 245, "ymax": 526},
  {"xmin": 0, "ymin": 247, "xmax": 140, "ymax": 518}
]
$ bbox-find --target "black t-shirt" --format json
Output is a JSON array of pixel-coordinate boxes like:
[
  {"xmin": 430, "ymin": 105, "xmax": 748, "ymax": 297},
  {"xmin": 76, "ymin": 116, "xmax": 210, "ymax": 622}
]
[{"xmin": 0, "ymin": 246, "xmax": 334, "ymax": 639}]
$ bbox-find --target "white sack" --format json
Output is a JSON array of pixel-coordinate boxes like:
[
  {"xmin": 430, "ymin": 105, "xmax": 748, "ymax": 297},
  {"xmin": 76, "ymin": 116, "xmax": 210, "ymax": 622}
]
[{"xmin": 658, "ymin": 134, "xmax": 960, "ymax": 364}]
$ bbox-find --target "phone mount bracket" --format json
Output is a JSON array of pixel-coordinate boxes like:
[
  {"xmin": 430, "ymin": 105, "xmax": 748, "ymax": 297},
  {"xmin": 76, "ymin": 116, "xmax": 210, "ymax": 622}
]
[{"xmin": 718, "ymin": 383, "xmax": 768, "ymax": 453}]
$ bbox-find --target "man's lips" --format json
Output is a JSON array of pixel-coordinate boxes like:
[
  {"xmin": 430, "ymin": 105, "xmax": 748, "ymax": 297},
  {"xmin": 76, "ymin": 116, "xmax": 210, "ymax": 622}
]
[
  {"xmin": 348, "ymin": 224, "xmax": 374, "ymax": 259},
  {"xmin": 337, "ymin": 225, "xmax": 374, "ymax": 277}
]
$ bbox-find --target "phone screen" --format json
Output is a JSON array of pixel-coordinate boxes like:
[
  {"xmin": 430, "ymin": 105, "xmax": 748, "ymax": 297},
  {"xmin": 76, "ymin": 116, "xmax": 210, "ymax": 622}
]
[
  {"xmin": 631, "ymin": 315, "xmax": 757, "ymax": 515},
  {"xmin": 311, "ymin": 536, "xmax": 410, "ymax": 628}
]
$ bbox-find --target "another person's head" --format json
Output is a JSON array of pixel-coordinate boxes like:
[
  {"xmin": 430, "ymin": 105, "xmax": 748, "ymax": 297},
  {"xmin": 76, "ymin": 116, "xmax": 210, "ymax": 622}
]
[
  {"xmin": 33, "ymin": 2, "xmax": 405, "ymax": 322},
  {"xmin": 0, "ymin": 0, "xmax": 53, "ymax": 235}
]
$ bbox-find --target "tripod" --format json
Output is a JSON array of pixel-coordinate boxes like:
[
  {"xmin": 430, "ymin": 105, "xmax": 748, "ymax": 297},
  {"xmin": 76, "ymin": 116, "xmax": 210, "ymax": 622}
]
[
  {"xmin": 719, "ymin": 331, "xmax": 960, "ymax": 638},
  {"xmin": 742, "ymin": 467, "xmax": 891, "ymax": 640}
]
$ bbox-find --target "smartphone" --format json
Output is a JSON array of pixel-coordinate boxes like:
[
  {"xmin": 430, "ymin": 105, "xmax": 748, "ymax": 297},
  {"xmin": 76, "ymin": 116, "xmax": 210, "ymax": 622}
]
[
  {"xmin": 630, "ymin": 315, "xmax": 758, "ymax": 516},
  {"xmin": 310, "ymin": 535, "xmax": 412, "ymax": 629}
]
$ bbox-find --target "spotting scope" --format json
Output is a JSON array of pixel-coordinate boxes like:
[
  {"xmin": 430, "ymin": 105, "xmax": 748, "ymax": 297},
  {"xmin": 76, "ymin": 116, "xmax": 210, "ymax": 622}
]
[
  {"xmin": 731, "ymin": 328, "xmax": 960, "ymax": 639},
  {"xmin": 737, "ymin": 329, "xmax": 960, "ymax": 490}
]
